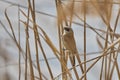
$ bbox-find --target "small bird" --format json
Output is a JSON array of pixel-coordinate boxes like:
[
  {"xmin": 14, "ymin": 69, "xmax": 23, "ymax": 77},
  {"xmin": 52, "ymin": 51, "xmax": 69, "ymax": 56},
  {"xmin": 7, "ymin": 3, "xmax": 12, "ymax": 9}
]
[{"xmin": 62, "ymin": 26, "xmax": 77, "ymax": 66}]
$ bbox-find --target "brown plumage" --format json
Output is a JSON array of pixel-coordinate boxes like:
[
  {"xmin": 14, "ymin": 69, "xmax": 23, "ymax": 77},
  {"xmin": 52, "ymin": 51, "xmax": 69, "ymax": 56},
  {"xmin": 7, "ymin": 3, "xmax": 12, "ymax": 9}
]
[{"xmin": 62, "ymin": 27, "xmax": 77, "ymax": 66}]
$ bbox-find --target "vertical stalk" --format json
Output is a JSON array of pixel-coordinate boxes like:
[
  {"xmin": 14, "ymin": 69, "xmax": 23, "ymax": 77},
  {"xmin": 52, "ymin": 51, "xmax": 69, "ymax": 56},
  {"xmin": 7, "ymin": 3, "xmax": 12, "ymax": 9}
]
[
  {"xmin": 69, "ymin": 0, "xmax": 75, "ymax": 27},
  {"xmin": 27, "ymin": 0, "xmax": 42, "ymax": 79},
  {"xmin": 31, "ymin": 0, "xmax": 42, "ymax": 79},
  {"xmin": 25, "ymin": 36, "xmax": 28, "ymax": 80},
  {"xmin": 100, "ymin": 57, "xmax": 104, "ymax": 80},
  {"xmin": 25, "ymin": 1, "xmax": 35, "ymax": 80},
  {"xmin": 55, "ymin": 0, "xmax": 67, "ymax": 79},
  {"xmin": 83, "ymin": 0, "xmax": 87, "ymax": 80},
  {"xmin": 18, "ymin": 4, "xmax": 21, "ymax": 80}
]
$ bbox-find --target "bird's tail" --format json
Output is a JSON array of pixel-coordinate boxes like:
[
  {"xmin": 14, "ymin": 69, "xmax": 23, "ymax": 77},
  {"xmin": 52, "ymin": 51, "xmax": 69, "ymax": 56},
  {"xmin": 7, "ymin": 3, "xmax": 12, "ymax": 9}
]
[{"xmin": 70, "ymin": 53, "xmax": 75, "ymax": 66}]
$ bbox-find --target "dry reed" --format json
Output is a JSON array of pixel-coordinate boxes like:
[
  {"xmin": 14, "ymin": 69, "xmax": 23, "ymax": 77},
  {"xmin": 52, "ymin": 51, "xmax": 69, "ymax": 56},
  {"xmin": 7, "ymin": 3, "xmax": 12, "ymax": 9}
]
[{"xmin": 0, "ymin": 0, "xmax": 120, "ymax": 80}]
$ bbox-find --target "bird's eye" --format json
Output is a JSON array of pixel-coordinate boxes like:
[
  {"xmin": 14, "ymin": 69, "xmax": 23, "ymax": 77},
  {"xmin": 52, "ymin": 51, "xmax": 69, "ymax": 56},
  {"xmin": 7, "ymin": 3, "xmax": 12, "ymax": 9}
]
[{"xmin": 64, "ymin": 28, "xmax": 70, "ymax": 32}]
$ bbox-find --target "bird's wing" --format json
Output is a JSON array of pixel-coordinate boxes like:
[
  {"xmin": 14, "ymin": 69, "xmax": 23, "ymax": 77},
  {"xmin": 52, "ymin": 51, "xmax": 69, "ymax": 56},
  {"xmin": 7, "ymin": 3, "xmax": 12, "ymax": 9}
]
[{"xmin": 63, "ymin": 34, "xmax": 77, "ymax": 52}]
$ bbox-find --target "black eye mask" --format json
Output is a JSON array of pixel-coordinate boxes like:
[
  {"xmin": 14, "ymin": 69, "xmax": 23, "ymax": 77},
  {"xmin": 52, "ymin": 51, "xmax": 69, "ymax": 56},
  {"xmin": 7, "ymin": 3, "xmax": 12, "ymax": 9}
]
[{"xmin": 64, "ymin": 28, "xmax": 70, "ymax": 32}]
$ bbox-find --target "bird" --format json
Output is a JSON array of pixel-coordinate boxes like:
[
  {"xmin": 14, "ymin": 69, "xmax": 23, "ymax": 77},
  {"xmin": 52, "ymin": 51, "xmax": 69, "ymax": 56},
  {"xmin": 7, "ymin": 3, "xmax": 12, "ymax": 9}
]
[{"xmin": 62, "ymin": 26, "xmax": 77, "ymax": 66}]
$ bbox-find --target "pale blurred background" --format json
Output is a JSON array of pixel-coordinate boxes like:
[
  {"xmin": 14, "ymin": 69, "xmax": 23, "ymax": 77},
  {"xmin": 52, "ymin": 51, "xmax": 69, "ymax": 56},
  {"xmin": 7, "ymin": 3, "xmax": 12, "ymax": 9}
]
[{"xmin": 0, "ymin": 0, "xmax": 120, "ymax": 80}]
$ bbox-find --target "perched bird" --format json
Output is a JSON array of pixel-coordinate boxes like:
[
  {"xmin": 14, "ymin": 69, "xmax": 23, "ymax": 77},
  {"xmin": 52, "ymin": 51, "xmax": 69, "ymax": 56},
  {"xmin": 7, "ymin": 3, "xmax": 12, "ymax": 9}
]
[{"xmin": 62, "ymin": 26, "xmax": 77, "ymax": 66}]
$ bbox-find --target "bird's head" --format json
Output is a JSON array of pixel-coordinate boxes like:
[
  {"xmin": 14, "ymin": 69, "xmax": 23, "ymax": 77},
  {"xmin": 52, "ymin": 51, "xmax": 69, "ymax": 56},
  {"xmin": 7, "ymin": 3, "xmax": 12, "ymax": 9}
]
[{"xmin": 63, "ymin": 27, "xmax": 73, "ymax": 34}]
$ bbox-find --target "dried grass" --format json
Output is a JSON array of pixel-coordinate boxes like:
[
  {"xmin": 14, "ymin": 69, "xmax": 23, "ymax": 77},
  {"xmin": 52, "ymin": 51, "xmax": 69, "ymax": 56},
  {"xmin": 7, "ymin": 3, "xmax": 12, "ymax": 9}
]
[{"xmin": 0, "ymin": 0, "xmax": 120, "ymax": 80}]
